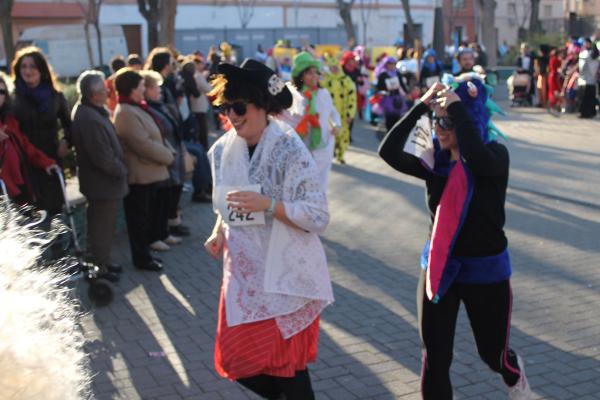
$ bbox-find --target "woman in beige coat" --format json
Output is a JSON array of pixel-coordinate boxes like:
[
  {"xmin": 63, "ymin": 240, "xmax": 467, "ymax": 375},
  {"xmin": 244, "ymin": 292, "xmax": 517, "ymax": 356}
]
[{"xmin": 113, "ymin": 68, "xmax": 174, "ymax": 271}]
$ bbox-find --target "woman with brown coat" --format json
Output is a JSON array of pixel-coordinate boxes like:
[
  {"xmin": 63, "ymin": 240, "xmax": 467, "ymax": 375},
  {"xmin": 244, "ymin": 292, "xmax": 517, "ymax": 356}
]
[{"xmin": 113, "ymin": 68, "xmax": 174, "ymax": 271}]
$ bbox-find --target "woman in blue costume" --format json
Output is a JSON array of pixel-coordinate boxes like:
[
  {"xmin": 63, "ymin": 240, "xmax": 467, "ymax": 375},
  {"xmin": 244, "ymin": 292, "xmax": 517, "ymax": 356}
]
[{"xmin": 378, "ymin": 76, "xmax": 532, "ymax": 400}]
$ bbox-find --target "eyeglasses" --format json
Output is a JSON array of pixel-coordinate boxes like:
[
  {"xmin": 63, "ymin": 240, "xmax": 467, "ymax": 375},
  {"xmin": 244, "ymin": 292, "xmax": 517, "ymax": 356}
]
[
  {"xmin": 0, "ymin": 89, "xmax": 7, "ymax": 96},
  {"xmin": 220, "ymin": 101, "xmax": 247, "ymax": 116},
  {"xmin": 433, "ymin": 116, "xmax": 454, "ymax": 130}
]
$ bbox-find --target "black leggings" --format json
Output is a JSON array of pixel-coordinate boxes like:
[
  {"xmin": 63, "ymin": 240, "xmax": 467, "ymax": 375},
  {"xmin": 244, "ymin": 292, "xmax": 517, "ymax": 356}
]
[
  {"xmin": 420, "ymin": 279, "xmax": 522, "ymax": 400},
  {"xmin": 237, "ymin": 369, "xmax": 315, "ymax": 400}
]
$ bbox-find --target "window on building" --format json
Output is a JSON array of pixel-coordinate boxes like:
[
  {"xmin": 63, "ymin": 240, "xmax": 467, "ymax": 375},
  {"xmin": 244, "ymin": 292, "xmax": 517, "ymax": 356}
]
[
  {"xmin": 507, "ymin": 2, "xmax": 517, "ymax": 15},
  {"xmin": 452, "ymin": 0, "xmax": 465, "ymax": 10},
  {"xmin": 543, "ymin": 4, "xmax": 552, "ymax": 18}
]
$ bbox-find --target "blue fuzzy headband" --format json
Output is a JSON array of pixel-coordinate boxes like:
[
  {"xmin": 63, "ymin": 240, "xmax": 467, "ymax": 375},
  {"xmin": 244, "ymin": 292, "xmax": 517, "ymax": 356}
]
[{"xmin": 441, "ymin": 73, "xmax": 506, "ymax": 143}]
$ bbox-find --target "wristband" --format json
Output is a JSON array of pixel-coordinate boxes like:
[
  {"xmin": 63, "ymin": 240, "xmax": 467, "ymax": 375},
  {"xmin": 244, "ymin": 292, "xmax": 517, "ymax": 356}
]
[{"xmin": 266, "ymin": 197, "xmax": 276, "ymax": 216}]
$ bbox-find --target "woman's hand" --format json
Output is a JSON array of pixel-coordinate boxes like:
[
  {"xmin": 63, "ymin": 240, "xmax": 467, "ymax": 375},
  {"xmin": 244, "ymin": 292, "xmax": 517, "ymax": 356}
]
[
  {"xmin": 419, "ymin": 82, "xmax": 446, "ymax": 105},
  {"xmin": 226, "ymin": 191, "xmax": 270, "ymax": 214},
  {"xmin": 57, "ymin": 139, "xmax": 69, "ymax": 158},
  {"xmin": 204, "ymin": 230, "xmax": 224, "ymax": 259},
  {"xmin": 432, "ymin": 88, "xmax": 461, "ymax": 109},
  {"xmin": 45, "ymin": 164, "xmax": 60, "ymax": 176}
]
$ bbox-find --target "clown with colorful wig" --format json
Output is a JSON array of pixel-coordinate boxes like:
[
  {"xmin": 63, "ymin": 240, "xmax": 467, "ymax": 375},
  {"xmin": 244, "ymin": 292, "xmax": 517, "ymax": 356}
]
[
  {"xmin": 379, "ymin": 73, "xmax": 532, "ymax": 400},
  {"xmin": 322, "ymin": 53, "xmax": 357, "ymax": 164}
]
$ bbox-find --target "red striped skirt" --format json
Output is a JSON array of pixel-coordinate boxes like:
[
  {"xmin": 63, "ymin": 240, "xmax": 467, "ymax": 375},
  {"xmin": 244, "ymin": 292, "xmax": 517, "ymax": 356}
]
[{"xmin": 214, "ymin": 290, "xmax": 320, "ymax": 380}]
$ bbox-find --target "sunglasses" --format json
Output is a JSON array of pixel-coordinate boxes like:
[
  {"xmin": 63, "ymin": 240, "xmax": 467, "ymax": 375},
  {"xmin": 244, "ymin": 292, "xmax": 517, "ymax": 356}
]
[
  {"xmin": 433, "ymin": 116, "xmax": 454, "ymax": 130},
  {"xmin": 220, "ymin": 101, "xmax": 247, "ymax": 116},
  {"xmin": 0, "ymin": 89, "xmax": 7, "ymax": 96}
]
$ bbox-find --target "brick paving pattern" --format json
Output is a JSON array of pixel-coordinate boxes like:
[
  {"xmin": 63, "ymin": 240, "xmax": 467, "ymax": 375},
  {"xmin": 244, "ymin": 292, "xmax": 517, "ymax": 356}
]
[{"xmin": 82, "ymin": 104, "xmax": 600, "ymax": 399}]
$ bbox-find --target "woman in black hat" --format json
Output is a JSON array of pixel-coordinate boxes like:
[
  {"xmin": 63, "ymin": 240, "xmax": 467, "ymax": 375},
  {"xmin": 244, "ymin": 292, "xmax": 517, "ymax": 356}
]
[{"xmin": 203, "ymin": 59, "xmax": 334, "ymax": 399}]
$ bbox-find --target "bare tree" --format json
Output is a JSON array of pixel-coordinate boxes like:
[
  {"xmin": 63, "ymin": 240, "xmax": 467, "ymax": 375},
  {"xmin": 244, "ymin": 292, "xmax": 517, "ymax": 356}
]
[
  {"xmin": 137, "ymin": 0, "xmax": 161, "ymax": 49},
  {"xmin": 92, "ymin": 0, "xmax": 105, "ymax": 65},
  {"xmin": 400, "ymin": 0, "xmax": 417, "ymax": 46},
  {"xmin": 336, "ymin": 0, "xmax": 357, "ymax": 47},
  {"xmin": 236, "ymin": 0, "xmax": 257, "ymax": 29},
  {"xmin": 80, "ymin": 0, "xmax": 104, "ymax": 67},
  {"xmin": 478, "ymin": 0, "xmax": 497, "ymax": 66},
  {"xmin": 1, "ymin": 0, "xmax": 16, "ymax": 67},
  {"xmin": 159, "ymin": 0, "xmax": 177, "ymax": 46},
  {"xmin": 359, "ymin": 0, "xmax": 373, "ymax": 46},
  {"xmin": 529, "ymin": 0, "xmax": 542, "ymax": 35}
]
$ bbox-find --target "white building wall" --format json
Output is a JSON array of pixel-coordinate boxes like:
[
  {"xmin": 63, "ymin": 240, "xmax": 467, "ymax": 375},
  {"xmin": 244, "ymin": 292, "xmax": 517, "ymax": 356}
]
[{"xmin": 101, "ymin": 2, "xmax": 434, "ymax": 55}]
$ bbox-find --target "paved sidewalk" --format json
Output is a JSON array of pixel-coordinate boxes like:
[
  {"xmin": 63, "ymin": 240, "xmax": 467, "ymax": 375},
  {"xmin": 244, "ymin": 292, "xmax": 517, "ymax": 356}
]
[{"xmin": 83, "ymin": 105, "xmax": 600, "ymax": 399}]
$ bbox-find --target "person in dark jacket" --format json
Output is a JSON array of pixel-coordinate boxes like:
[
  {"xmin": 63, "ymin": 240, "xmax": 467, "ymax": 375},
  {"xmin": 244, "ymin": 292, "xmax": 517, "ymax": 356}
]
[
  {"xmin": 140, "ymin": 70, "xmax": 186, "ymax": 251},
  {"xmin": 10, "ymin": 46, "xmax": 71, "ymax": 215},
  {"xmin": 378, "ymin": 81, "xmax": 532, "ymax": 400},
  {"xmin": 145, "ymin": 48, "xmax": 191, "ymax": 237},
  {"xmin": 0, "ymin": 71, "xmax": 58, "ymax": 204},
  {"xmin": 71, "ymin": 70, "xmax": 128, "ymax": 279}
]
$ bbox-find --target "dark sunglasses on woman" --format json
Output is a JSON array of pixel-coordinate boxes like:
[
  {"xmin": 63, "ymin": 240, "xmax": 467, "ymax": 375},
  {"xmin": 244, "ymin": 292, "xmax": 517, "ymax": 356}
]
[
  {"xmin": 433, "ymin": 116, "xmax": 454, "ymax": 130},
  {"xmin": 220, "ymin": 101, "xmax": 248, "ymax": 116}
]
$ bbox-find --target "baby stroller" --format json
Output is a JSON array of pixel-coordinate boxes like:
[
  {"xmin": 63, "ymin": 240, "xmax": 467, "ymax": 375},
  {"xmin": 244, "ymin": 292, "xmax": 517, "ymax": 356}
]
[
  {"xmin": 508, "ymin": 71, "xmax": 532, "ymax": 107},
  {"xmin": 0, "ymin": 172, "xmax": 115, "ymax": 307}
]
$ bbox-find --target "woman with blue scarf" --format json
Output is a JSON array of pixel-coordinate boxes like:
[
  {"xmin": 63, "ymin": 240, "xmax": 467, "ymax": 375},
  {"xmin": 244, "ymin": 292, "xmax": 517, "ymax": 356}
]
[
  {"xmin": 419, "ymin": 49, "xmax": 444, "ymax": 89},
  {"xmin": 10, "ymin": 47, "xmax": 71, "ymax": 215},
  {"xmin": 378, "ymin": 79, "xmax": 532, "ymax": 400}
]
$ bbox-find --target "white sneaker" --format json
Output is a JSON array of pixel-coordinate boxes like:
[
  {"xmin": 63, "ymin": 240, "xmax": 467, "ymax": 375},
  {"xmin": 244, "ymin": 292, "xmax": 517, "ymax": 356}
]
[
  {"xmin": 164, "ymin": 235, "xmax": 183, "ymax": 245},
  {"xmin": 150, "ymin": 240, "xmax": 171, "ymax": 251},
  {"xmin": 508, "ymin": 355, "xmax": 532, "ymax": 400}
]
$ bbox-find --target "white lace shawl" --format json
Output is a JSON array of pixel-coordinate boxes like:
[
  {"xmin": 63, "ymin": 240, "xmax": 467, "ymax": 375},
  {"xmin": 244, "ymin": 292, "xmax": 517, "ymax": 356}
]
[{"xmin": 208, "ymin": 118, "xmax": 334, "ymax": 338}]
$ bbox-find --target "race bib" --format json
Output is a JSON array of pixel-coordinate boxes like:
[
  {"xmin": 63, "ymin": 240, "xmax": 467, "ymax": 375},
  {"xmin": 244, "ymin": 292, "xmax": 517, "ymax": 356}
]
[
  {"xmin": 403, "ymin": 115, "xmax": 434, "ymax": 170},
  {"xmin": 215, "ymin": 184, "xmax": 266, "ymax": 227},
  {"xmin": 385, "ymin": 76, "xmax": 401, "ymax": 91}
]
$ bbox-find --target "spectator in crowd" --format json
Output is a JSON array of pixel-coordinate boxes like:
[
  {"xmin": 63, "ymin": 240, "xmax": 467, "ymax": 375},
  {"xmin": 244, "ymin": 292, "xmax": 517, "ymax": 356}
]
[
  {"xmin": 577, "ymin": 38, "xmax": 599, "ymax": 118},
  {"xmin": 146, "ymin": 47, "xmax": 191, "ymax": 237},
  {"xmin": 516, "ymin": 43, "xmax": 535, "ymax": 100},
  {"xmin": 113, "ymin": 68, "xmax": 174, "ymax": 271},
  {"xmin": 0, "ymin": 71, "xmax": 59, "ymax": 204},
  {"xmin": 471, "ymin": 43, "xmax": 488, "ymax": 68},
  {"xmin": 189, "ymin": 55, "xmax": 212, "ymax": 149},
  {"xmin": 127, "ymin": 54, "xmax": 144, "ymax": 71},
  {"xmin": 10, "ymin": 46, "xmax": 71, "ymax": 216},
  {"xmin": 255, "ymin": 44, "xmax": 267, "ymax": 63},
  {"xmin": 140, "ymin": 70, "xmax": 186, "ymax": 250},
  {"xmin": 547, "ymin": 48, "xmax": 565, "ymax": 114},
  {"xmin": 71, "ymin": 70, "xmax": 128, "ymax": 281},
  {"xmin": 106, "ymin": 55, "xmax": 127, "ymax": 113}
]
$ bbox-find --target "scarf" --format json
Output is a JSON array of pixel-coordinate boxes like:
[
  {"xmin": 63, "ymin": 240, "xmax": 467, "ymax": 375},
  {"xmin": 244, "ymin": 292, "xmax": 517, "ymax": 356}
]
[
  {"xmin": 16, "ymin": 80, "xmax": 52, "ymax": 113},
  {"xmin": 295, "ymin": 86, "xmax": 321, "ymax": 150},
  {"xmin": 117, "ymin": 96, "xmax": 165, "ymax": 136},
  {"xmin": 209, "ymin": 119, "xmax": 333, "ymax": 338}
]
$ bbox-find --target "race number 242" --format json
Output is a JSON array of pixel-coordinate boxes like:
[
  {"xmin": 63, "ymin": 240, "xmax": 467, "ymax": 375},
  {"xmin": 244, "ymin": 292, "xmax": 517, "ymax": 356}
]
[{"xmin": 227, "ymin": 204, "xmax": 255, "ymax": 222}]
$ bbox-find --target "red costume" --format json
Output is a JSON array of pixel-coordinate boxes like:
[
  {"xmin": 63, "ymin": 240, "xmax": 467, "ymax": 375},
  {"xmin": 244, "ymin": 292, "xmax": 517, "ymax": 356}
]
[{"xmin": 547, "ymin": 55, "xmax": 564, "ymax": 108}]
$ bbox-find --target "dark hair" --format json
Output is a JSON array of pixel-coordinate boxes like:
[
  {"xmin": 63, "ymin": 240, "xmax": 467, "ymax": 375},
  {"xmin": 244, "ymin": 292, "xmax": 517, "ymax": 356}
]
[
  {"xmin": 110, "ymin": 56, "xmax": 126, "ymax": 73},
  {"xmin": 127, "ymin": 54, "xmax": 143, "ymax": 66},
  {"xmin": 587, "ymin": 39, "xmax": 600, "ymax": 59},
  {"xmin": 292, "ymin": 67, "xmax": 320, "ymax": 91},
  {"xmin": 181, "ymin": 60, "xmax": 200, "ymax": 98},
  {"xmin": 145, "ymin": 47, "xmax": 172, "ymax": 73},
  {"xmin": 11, "ymin": 46, "xmax": 60, "ymax": 92},
  {"xmin": 209, "ymin": 74, "xmax": 285, "ymax": 115},
  {"xmin": 114, "ymin": 68, "xmax": 143, "ymax": 97}
]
